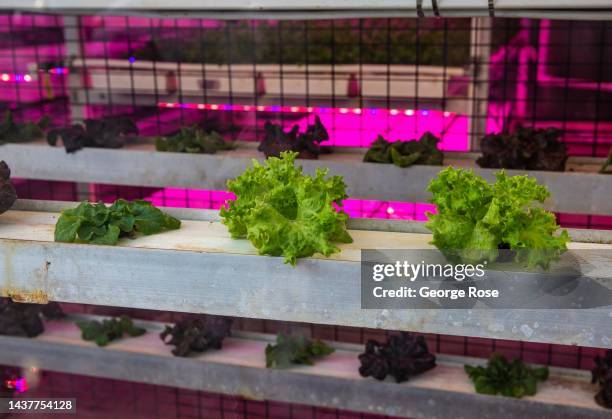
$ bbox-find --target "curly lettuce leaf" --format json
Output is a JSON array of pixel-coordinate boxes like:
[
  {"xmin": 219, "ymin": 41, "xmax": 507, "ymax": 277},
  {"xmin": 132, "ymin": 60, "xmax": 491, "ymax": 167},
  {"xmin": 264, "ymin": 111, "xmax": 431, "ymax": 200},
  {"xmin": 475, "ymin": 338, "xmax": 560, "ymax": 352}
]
[
  {"xmin": 425, "ymin": 167, "xmax": 569, "ymax": 269},
  {"xmin": 220, "ymin": 151, "xmax": 352, "ymax": 265},
  {"xmin": 55, "ymin": 199, "xmax": 181, "ymax": 245}
]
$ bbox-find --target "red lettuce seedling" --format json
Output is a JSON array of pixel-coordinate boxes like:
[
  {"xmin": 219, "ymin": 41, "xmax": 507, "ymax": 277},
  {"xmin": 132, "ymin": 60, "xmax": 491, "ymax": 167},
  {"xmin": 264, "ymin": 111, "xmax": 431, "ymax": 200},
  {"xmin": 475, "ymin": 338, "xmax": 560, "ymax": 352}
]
[
  {"xmin": 592, "ymin": 350, "xmax": 612, "ymax": 408},
  {"xmin": 477, "ymin": 126, "xmax": 567, "ymax": 172},
  {"xmin": 0, "ymin": 298, "xmax": 64, "ymax": 338},
  {"xmin": 161, "ymin": 316, "xmax": 232, "ymax": 357},
  {"xmin": 358, "ymin": 333, "xmax": 436, "ymax": 383},
  {"xmin": 0, "ymin": 161, "xmax": 17, "ymax": 215},
  {"xmin": 258, "ymin": 116, "xmax": 331, "ymax": 159},
  {"xmin": 47, "ymin": 116, "xmax": 138, "ymax": 153}
]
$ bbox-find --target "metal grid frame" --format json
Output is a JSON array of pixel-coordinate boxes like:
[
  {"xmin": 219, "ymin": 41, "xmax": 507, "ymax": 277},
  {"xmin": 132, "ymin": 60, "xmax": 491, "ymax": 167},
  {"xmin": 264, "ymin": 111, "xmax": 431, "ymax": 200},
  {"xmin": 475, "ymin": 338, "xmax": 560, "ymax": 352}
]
[{"xmin": 1, "ymin": 10, "xmax": 612, "ymax": 419}]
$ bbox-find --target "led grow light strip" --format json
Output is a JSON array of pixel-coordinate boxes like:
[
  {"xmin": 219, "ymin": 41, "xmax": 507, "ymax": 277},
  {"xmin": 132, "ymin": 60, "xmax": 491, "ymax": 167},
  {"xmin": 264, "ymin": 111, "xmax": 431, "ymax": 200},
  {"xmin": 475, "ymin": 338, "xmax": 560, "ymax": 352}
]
[
  {"xmin": 157, "ymin": 102, "xmax": 454, "ymax": 118},
  {"xmin": 0, "ymin": 73, "xmax": 33, "ymax": 83},
  {"xmin": 0, "ymin": 67, "xmax": 68, "ymax": 83}
]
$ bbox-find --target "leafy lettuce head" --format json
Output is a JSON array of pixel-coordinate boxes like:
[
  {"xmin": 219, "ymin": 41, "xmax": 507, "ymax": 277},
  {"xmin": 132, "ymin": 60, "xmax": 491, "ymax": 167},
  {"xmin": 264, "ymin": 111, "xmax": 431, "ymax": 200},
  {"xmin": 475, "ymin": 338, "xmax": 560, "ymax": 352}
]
[
  {"xmin": 220, "ymin": 151, "xmax": 353, "ymax": 265},
  {"xmin": 425, "ymin": 167, "xmax": 569, "ymax": 269}
]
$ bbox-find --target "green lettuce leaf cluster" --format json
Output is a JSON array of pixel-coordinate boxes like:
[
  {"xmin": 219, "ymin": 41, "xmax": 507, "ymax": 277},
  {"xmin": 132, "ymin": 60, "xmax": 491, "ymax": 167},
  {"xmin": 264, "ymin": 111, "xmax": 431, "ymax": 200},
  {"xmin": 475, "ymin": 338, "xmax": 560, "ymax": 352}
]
[
  {"xmin": 0, "ymin": 110, "xmax": 49, "ymax": 144},
  {"xmin": 425, "ymin": 167, "xmax": 569, "ymax": 269},
  {"xmin": 76, "ymin": 315, "xmax": 146, "ymax": 347},
  {"xmin": 220, "ymin": 151, "xmax": 353, "ymax": 265},
  {"xmin": 155, "ymin": 126, "xmax": 235, "ymax": 154},
  {"xmin": 55, "ymin": 199, "xmax": 181, "ymax": 245},
  {"xmin": 363, "ymin": 132, "xmax": 443, "ymax": 168},
  {"xmin": 265, "ymin": 333, "xmax": 335, "ymax": 369},
  {"xmin": 465, "ymin": 354, "xmax": 549, "ymax": 398}
]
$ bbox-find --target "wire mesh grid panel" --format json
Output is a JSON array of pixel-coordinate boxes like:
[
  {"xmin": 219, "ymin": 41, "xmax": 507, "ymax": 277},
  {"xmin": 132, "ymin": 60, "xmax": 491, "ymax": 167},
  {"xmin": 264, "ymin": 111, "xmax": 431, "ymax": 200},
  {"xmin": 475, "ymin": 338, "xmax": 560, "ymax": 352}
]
[
  {"xmin": 64, "ymin": 16, "xmax": 473, "ymax": 149},
  {"xmin": 0, "ymin": 13, "xmax": 609, "ymax": 153}
]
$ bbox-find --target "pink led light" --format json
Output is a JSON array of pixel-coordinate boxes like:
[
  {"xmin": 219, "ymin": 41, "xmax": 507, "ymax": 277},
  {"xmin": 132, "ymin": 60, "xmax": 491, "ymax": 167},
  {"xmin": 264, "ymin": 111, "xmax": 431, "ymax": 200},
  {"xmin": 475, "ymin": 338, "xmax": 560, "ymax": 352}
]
[
  {"xmin": 5, "ymin": 377, "xmax": 28, "ymax": 393},
  {"xmin": 1, "ymin": 73, "xmax": 34, "ymax": 82},
  {"xmin": 49, "ymin": 67, "xmax": 68, "ymax": 75},
  {"xmin": 154, "ymin": 101, "xmax": 464, "ymax": 148},
  {"xmin": 144, "ymin": 188, "xmax": 435, "ymax": 222}
]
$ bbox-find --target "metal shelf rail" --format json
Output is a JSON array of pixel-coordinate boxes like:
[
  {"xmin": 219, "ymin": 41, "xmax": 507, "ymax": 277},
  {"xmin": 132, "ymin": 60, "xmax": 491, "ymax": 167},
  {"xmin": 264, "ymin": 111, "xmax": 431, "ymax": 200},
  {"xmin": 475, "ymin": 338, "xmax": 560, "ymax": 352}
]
[
  {"xmin": 2, "ymin": 141, "xmax": 611, "ymax": 215},
  {"xmin": 1, "ymin": 200, "xmax": 611, "ymax": 348},
  {"xmin": 0, "ymin": 315, "xmax": 608, "ymax": 419}
]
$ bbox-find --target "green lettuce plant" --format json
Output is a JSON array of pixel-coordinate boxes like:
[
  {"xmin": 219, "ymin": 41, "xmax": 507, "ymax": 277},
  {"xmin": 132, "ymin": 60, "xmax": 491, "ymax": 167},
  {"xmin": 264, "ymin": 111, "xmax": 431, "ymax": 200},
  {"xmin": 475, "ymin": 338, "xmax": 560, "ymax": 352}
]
[
  {"xmin": 76, "ymin": 315, "xmax": 146, "ymax": 347},
  {"xmin": 155, "ymin": 126, "xmax": 235, "ymax": 154},
  {"xmin": 465, "ymin": 354, "xmax": 549, "ymax": 398},
  {"xmin": 220, "ymin": 151, "xmax": 353, "ymax": 265},
  {"xmin": 55, "ymin": 199, "xmax": 181, "ymax": 245},
  {"xmin": 425, "ymin": 167, "xmax": 569, "ymax": 269},
  {"xmin": 363, "ymin": 132, "xmax": 443, "ymax": 168},
  {"xmin": 0, "ymin": 110, "xmax": 48, "ymax": 144},
  {"xmin": 265, "ymin": 333, "xmax": 334, "ymax": 369}
]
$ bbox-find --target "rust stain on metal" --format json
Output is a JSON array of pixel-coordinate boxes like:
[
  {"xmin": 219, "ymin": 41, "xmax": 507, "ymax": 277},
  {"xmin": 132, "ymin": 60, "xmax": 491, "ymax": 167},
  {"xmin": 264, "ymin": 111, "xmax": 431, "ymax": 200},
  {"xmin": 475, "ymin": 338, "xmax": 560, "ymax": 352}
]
[
  {"xmin": 236, "ymin": 387, "xmax": 263, "ymax": 401},
  {"xmin": 2, "ymin": 288, "xmax": 49, "ymax": 304}
]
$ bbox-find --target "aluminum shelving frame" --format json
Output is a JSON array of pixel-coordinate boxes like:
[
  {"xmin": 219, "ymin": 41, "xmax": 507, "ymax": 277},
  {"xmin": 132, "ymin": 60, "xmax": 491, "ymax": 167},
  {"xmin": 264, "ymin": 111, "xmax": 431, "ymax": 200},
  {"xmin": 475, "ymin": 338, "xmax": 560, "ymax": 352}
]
[
  {"xmin": 0, "ymin": 315, "xmax": 609, "ymax": 419},
  {"xmin": 2, "ymin": 141, "xmax": 611, "ymax": 215},
  {"xmin": 1, "ymin": 200, "xmax": 612, "ymax": 349}
]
